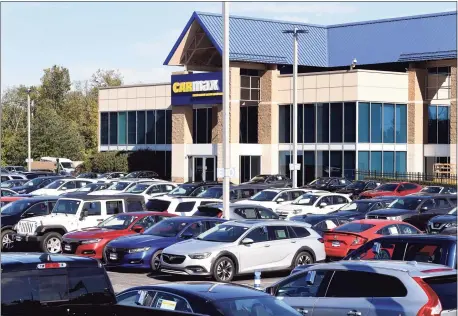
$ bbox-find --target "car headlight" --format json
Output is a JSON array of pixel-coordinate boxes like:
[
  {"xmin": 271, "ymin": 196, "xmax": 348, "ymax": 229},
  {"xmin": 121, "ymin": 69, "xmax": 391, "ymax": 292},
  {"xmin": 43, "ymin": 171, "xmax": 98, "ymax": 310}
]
[
  {"xmin": 188, "ymin": 252, "xmax": 211, "ymax": 259},
  {"xmin": 128, "ymin": 247, "xmax": 150, "ymax": 253},
  {"xmin": 387, "ymin": 216, "xmax": 402, "ymax": 221},
  {"xmin": 80, "ymin": 238, "xmax": 101, "ymax": 244},
  {"xmin": 445, "ymin": 223, "xmax": 457, "ymax": 228}
]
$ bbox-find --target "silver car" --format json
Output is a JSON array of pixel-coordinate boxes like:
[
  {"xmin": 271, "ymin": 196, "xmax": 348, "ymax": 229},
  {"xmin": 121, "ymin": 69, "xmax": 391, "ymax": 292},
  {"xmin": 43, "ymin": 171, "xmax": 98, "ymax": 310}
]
[
  {"xmin": 266, "ymin": 260, "xmax": 457, "ymax": 316},
  {"xmin": 160, "ymin": 220, "xmax": 326, "ymax": 282}
]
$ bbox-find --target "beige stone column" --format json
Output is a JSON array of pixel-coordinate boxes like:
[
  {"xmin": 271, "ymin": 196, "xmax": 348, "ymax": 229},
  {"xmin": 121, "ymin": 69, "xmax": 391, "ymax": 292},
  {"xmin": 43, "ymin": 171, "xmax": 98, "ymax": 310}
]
[
  {"xmin": 407, "ymin": 65, "xmax": 427, "ymax": 173},
  {"xmin": 171, "ymin": 106, "xmax": 193, "ymax": 183},
  {"xmin": 450, "ymin": 65, "xmax": 457, "ymax": 172},
  {"xmin": 258, "ymin": 66, "xmax": 280, "ymax": 174}
]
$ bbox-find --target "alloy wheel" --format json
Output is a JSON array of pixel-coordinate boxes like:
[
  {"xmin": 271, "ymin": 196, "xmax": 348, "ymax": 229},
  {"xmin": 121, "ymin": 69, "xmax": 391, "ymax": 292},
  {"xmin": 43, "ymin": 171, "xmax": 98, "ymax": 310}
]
[
  {"xmin": 152, "ymin": 254, "xmax": 161, "ymax": 271},
  {"xmin": 216, "ymin": 259, "xmax": 233, "ymax": 281},
  {"xmin": 296, "ymin": 254, "xmax": 311, "ymax": 266},
  {"xmin": 2, "ymin": 233, "xmax": 13, "ymax": 250},
  {"xmin": 46, "ymin": 237, "xmax": 62, "ymax": 253}
]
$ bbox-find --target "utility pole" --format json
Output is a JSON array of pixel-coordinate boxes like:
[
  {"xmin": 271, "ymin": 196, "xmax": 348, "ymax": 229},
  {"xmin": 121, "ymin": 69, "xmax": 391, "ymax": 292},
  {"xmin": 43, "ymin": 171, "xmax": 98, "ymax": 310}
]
[
  {"xmin": 282, "ymin": 28, "xmax": 308, "ymax": 188},
  {"xmin": 27, "ymin": 89, "xmax": 31, "ymax": 172},
  {"xmin": 222, "ymin": 1, "xmax": 230, "ymax": 219}
]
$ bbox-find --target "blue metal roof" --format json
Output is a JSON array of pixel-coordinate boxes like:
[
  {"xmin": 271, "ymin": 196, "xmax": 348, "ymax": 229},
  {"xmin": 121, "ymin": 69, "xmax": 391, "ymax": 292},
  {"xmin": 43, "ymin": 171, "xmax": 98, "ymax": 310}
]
[{"xmin": 164, "ymin": 11, "xmax": 456, "ymax": 67}]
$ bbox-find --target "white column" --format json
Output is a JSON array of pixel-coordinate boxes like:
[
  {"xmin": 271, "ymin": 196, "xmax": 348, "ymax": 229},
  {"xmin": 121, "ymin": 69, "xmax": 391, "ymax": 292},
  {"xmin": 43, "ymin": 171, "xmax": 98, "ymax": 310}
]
[{"xmin": 222, "ymin": 1, "xmax": 230, "ymax": 219}]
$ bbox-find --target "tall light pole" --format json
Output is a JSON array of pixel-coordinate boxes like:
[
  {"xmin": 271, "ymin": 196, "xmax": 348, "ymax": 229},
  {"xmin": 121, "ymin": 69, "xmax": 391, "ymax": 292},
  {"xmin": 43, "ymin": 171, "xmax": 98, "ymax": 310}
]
[
  {"xmin": 27, "ymin": 89, "xmax": 32, "ymax": 172},
  {"xmin": 283, "ymin": 28, "xmax": 308, "ymax": 188},
  {"xmin": 222, "ymin": 1, "xmax": 230, "ymax": 219}
]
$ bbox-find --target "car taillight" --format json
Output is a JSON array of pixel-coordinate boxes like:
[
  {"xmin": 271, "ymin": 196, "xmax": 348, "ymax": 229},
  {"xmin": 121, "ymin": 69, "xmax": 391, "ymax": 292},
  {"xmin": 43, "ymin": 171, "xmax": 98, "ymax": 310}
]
[
  {"xmin": 318, "ymin": 238, "xmax": 324, "ymax": 243},
  {"xmin": 413, "ymin": 277, "xmax": 442, "ymax": 316},
  {"xmin": 37, "ymin": 262, "xmax": 67, "ymax": 269},
  {"xmin": 351, "ymin": 237, "xmax": 366, "ymax": 245}
]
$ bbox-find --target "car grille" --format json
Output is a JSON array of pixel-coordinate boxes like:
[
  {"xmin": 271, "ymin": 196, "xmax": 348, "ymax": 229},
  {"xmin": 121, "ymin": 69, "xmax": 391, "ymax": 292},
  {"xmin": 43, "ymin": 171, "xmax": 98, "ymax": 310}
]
[
  {"xmin": 105, "ymin": 247, "xmax": 128, "ymax": 263},
  {"xmin": 366, "ymin": 215, "xmax": 387, "ymax": 219},
  {"xmin": 16, "ymin": 221, "xmax": 38, "ymax": 235},
  {"xmin": 61, "ymin": 238, "xmax": 80, "ymax": 254},
  {"xmin": 162, "ymin": 253, "xmax": 186, "ymax": 264}
]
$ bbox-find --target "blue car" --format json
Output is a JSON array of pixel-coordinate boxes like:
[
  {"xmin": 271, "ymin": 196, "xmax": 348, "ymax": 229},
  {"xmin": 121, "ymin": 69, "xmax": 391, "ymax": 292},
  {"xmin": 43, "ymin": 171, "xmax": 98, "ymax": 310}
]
[{"xmin": 104, "ymin": 216, "xmax": 226, "ymax": 270}]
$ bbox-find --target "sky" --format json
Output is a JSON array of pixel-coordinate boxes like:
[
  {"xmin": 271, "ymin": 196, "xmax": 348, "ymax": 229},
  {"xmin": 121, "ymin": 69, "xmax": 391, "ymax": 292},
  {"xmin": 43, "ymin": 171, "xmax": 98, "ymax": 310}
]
[{"xmin": 1, "ymin": 1, "xmax": 456, "ymax": 92}]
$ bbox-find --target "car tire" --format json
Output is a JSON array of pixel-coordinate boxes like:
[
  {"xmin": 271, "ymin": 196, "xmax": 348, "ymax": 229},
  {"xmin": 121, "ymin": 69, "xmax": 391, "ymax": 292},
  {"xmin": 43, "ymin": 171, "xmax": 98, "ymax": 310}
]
[
  {"xmin": 102, "ymin": 244, "xmax": 109, "ymax": 265},
  {"xmin": 1, "ymin": 229, "xmax": 14, "ymax": 251},
  {"xmin": 293, "ymin": 251, "xmax": 314, "ymax": 267},
  {"xmin": 40, "ymin": 232, "xmax": 63, "ymax": 254},
  {"xmin": 150, "ymin": 250, "xmax": 162, "ymax": 272},
  {"xmin": 212, "ymin": 256, "xmax": 235, "ymax": 282}
]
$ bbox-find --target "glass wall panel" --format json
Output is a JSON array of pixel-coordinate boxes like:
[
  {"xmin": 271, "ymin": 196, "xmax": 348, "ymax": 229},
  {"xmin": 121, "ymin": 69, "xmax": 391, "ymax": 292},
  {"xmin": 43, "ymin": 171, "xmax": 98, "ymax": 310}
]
[
  {"xmin": 370, "ymin": 151, "xmax": 382, "ymax": 173},
  {"xmin": 428, "ymin": 105, "xmax": 437, "ymax": 144},
  {"xmin": 279, "ymin": 105, "xmax": 291, "ymax": 143},
  {"xmin": 344, "ymin": 102, "xmax": 356, "ymax": 143},
  {"xmin": 358, "ymin": 102, "xmax": 370, "ymax": 143},
  {"xmin": 100, "ymin": 113, "xmax": 109, "ymax": 145},
  {"xmin": 165, "ymin": 110, "xmax": 172, "ymax": 144},
  {"xmin": 316, "ymin": 151, "xmax": 329, "ymax": 177},
  {"xmin": 383, "ymin": 104, "xmax": 395, "ymax": 143},
  {"xmin": 358, "ymin": 151, "xmax": 370, "ymax": 171},
  {"xmin": 330, "ymin": 103, "xmax": 343, "ymax": 143},
  {"xmin": 344, "ymin": 151, "xmax": 356, "ymax": 180},
  {"xmin": 240, "ymin": 156, "xmax": 250, "ymax": 183},
  {"xmin": 330, "ymin": 151, "xmax": 342, "ymax": 177},
  {"xmin": 297, "ymin": 105, "xmax": 304, "ymax": 143},
  {"xmin": 383, "ymin": 151, "xmax": 394, "ymax": 173},
  {"xmin": 250, "ymin": 156, "xmax": 261, "ymax": 180},
  {"xmin": 247, "ymin": 106, "xmax": 258, "ymax": 143},
  {"xmin": 156, "ymin": 110, "xmax": 166, "ymax": 144},
  {"xmin": 118, "ymin": 112, "xmax": 127, "ymax": 145},
  {"xmin": 395, "ymin": 104, "xmax": 407, "ymax": 143},
  {"xmin": 303, "ymin": 151, "xmax": 315, "ymax": 184},
  {"xmin": 127, "ymin": 111, "xmax": 136, "ymax": 144},
  {"xmin": 316, "ymin": 103, "xmax": 329, "ymax": 143},
  {"xmin": 240, "ymin": 107, "xmax": 248, "ymax": 143},
  {"xmin": 437, "ymin": 106, "xmax": 449, "ymax": 144},
  {"xmin": 109, "ymin": 112, "xmax": 117, "ymax": 145},
  {"xmin": 279, "ymin": 151, "xmax": 291, "ymax": 178},
  {"xmin": 146, "ymin": 111, "xmax": 155, "ymax": 144},
  {"xmin": 136, "ymin": 111, "xmax": 146, "ymax": 144},
  {"xmin": 303, "ymin": 104, "xmax": 315, "ymax": 143},
  {"xmin": 371, "ymin": 103, "xmax": 382, "ymax": 143},
  {"xmin": 194, "ymin": 108, "xmax": 210, "ymax": 144},
  {"xmin": 396, "ymin": 152, "xmax": 407, "ymax": 173}
]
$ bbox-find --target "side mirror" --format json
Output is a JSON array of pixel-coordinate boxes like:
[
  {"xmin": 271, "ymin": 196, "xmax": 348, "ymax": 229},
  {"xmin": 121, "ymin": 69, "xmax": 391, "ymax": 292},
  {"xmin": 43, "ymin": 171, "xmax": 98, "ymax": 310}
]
[
  {"xmin": 276, "ymin": 198, "xmax": 285, "ymax": 203},
  {"xmin": 241, "ymin": 238, "xmax": 254, "ymax": 245},
  {"xmin": 181, "ymin": 232, "xmax": 194, "ymax": 239},
  {"xmin": 24, "ymin": 212, "xmax": 35, "ymax": 218},
  {"xmin": 305, "ymin": 271, "xmax": 316, "ymax": 285},
  {"xmin": 320, "ymin": 202, "xmax": 328, "ymax": 208},
  {"xmin": 60, "ymin": 187, "xmax": 67, "ymax": 191},
  {"xmin": 80, "ymin": 209, "xmax": 88, "ymax": 220},
  {"xmin": 372, "ymin": 242, "xmax": 381, "ymax": 255},
  {"xmin": 132, "ymin": 225, "xmax": 144, "ymax": 233},
  {"xmin": 421, "ymin": 206, "xmax": 429, "ymax": 212},
  {"xmin": 265, "ymin": 286, "xmax": 276, "ymax": 296}
]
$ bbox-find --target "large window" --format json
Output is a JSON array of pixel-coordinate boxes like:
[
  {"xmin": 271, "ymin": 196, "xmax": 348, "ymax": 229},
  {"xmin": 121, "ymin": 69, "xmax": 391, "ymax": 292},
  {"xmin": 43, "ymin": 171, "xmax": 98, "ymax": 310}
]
[
  {"xmin": 371, "ymin": 103, "xmax": 382, "ymax": 143},
  {"xmin": 330, "ymin": 103, "xmax": 343, "ymax": 143},
  {"xmin": 427, "ymin": 67, "xmax": 451, "ymax": 100},
  {"xmin": 193, "ymin": 108, "xmax": 213, "ymax": 144},
  {"xmin": 240, "ymin": 70, "xmax": 260, "ymax": 144},
  {"xmin": 279, "ymin": 151, "xmax": 316, "ymax": 185},
  {"xmin": 358, "ymin": 151, "xmax": 407, "ymax": 174},
  {"xmin": 428, "ymin": 105, "xmax": 450, "ymax": 144},
  {"xmin": 344, "ymin": 102, "xmax": 356, "ymax": 142},
  {"xmin": 316, "ymin": 103, "xmax": 329, "ymax": 143},
  {"xmin": 395, "ymin": 104, "xmax": 407, "ymax": 143},
  {"xmin": 383, "ymin": 104, "xmax": 395, "ymax": 143},
  {"xmin": 100, "ymin": 110, "xmax": 171, "ymax": 145},
  {"xmin": 240, "ymin": 106, "xmax": 258, "ymax": 143},
  {"xmin": 240, "ymin": 156, "xmax": 261, "ymax": 183},
  {"xmin": 358, "ymin": 103, "xmax": 370, "ymax": 143}
]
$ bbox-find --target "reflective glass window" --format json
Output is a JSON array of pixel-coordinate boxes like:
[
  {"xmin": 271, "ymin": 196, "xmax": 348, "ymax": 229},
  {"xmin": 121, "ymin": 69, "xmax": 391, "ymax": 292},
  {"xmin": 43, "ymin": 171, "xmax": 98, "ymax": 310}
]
[
  {"xmin": 358, "ymin": 151, "xmax": 370, "ymax": 171},
  {"xmin": 428, "ymin": 105, "xmax": 438, "ymax": 144},
  {"xmin": 279, "ymin": 105, "xmax": 291, "ymax": 143},
  {"xmin": 165, "ymin": 110, "xmax": 172, "ymax": 144},
  {"xmin": 193, "ymin": 108, "xmax": 212, "ymax": 144},
  {"xmin": 330, "ymin": 151, "xmax": 343, "ymax": 177},
  {"xmin": 371, "ymin": 103, "xmax": 382, "ymax": 143},
  {"xmin": 383, "ymin": 151, "xmax": 394, "ymax": 173},
  {"xmin": 396, "ymin": 152, "xmax": 407, "ymax": 173},
  {"xmin": 344, "ymin": 102, "xmax": 356, "ymax": 143},
  {"xmin": 371, "ymin": 151, "xmax": 382, "ymax": 173},
  {"xmin": 127, "ymin": 111, "xmax": 136, "ymax": 144},
  {"xmin": 109, "ymin": 112, "xmax": 118, "ymax": 145},
  {"xmin": 156, "ymin": 110, "xmax": 166, "ymax": 144},
  {"xmin": 383, "ymin": 104, "xmax": 395, "ymax": 143},
  {"xmin": 118, "ymin": 112, "xmax": 127, "ymax": 145},
  {"xmin": 437, "ymin": 106, "xmax": 450, "ymax": 144},
  {"xmin": 358, "ymin": 102, "xmax": 370, "ymax": 143},
  {"xmin": 304, "ymin": 104, "xmax": 315, "ymax": 143},
  {"xmin": 100, "ymin": 112, "xmax": 109, "ymax": 145},
  {"xmin": 330, "ymin": 103, "xmax": 343, "ymax": 143},
  {"xmin": 137, "ymin": 111, "xmax": 146, "ymax": 144},
  {"xmin": 146, "ymin": 110, "xmax": 156, "ymax": 144},
  {"xmin": 395, "ymin": 104, "xmax": 407, "ymax": 143},
  {"xmin": 344, "ymin": 151, "xmax": 356, "ymax": 180},
  {"xmin": 317, "ymin": 103, "xmax": 329, "ymax": 143}
]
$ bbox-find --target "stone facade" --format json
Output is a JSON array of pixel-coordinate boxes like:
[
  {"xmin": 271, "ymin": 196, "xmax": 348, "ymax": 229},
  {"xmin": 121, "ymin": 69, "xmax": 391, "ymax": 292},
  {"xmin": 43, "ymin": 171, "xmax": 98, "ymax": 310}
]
[
  {"xmin": 258, "ymin": 67, "xmax": 280, "ymax": 144},
  {"xmin": 407, "ymin": 65, "xmax": 427, "ymax": 145}
]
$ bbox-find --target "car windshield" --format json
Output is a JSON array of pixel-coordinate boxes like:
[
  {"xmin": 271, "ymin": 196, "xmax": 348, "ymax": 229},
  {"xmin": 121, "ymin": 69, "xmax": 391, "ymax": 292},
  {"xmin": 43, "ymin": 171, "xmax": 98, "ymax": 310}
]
[
  {"xmin": 60, "ymin": 162, "xmax": 73, "ymax": 168},
  {"xmin": 24, "ymin": 178, "xmax": 45, "ymax": 187},
  {"xmin": 292, "ymin": 194, "xmax": 319, "ymax": 205},
  {"xmin": 52, "ymin": 199, "xmax": 80, "ymax": 215},
  {"xmin": 335, "ymin": 202, "xmax": 372, "ymax": 213},
  {"xmin": 108, "ymin": 181, "xmax": 130, "ymax": 191},
  {"xmin": 98, "ymin": 214, "xmax": 137, "ymax": 230},
  {"xmin": 314, "ymin": 178, "xmax": 332, "ymax": 185},
  {"xmin": 45, "ymin": 180, "xmax": 65, "ymax": 189},
  {"xmin": 196, "ymin": 224, "xmax": 248, "ymax": 242},
  {"xmin": 249, "ymin": 175, "xmax": 268, "ymax": 183},
  {"xmin": 420, "ymin": 186, "xmax": 442, "ymax": 194},
  {"xmin": 14, "ymin": 167, "xmax": 26, "ymax": 172},
  {"xmin": 143, "ymin": 219, "xmax": 188, "ymax": 237},
  {"xmin": 126, "ymin": 171, "xmax": 140, "ymax": 178},
  {"xmin": 197, "ymin": 187, "xmax": 223, "ymax": 198},
  {"xmin": 126, "ymin": 183, "xmax": 151, "ymax": 194},
  {"xmin": 333, "ymin": 222, "xmax": 375, "ymax": 233},
  {"xmin": 388, "ymin": 198, "xmax": 424, "ymax": 210},
  {"xmin": 449, "ymin": 208, "xmax": 457, "ymax": 215},
  {"xmin": 1, "ymin": 181, "xmax": 15, "ymax": 188},
  {"xmin": 375, "ymin": 184, "xmax": 398, "ymax": 191},
  {"xmin": 168, "ymin": 185, "xmax": 195, "ymax": 196},
  {"xmin": 215, "ymin": 296, "xmax": 300, "ymax": 316},
  {"xmin": 345, "ymin": 181, "xmax": 367, "ymax": 189},
  {"xmin": 250, "ymin": 191, "xmax": 278, "ymax": 201},
  {"xmin": 1, "ymin": 200, "xmax": 31, "ymax": 215}
]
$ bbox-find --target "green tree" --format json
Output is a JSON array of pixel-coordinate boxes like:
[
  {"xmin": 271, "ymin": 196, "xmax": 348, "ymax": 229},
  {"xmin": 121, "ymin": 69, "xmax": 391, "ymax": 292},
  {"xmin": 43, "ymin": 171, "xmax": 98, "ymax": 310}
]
[
  {"xmin": 90, "ymin": 69, "xmax": 123, "ymax": 91},
  {"xmin": 39, "ymin": 65, "xmax": 71, "ymax": 111}
]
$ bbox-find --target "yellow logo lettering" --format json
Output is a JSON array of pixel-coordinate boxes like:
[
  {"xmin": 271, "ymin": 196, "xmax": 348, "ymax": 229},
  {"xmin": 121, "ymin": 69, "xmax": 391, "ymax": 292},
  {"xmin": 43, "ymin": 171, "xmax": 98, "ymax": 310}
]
[
  {"xmin": 172, "ymin": 82, "xmax": 181, "ymax": 93},
  {"xmin": 185, "ymin": 82, "xmax": 192, "ymax": 92}
]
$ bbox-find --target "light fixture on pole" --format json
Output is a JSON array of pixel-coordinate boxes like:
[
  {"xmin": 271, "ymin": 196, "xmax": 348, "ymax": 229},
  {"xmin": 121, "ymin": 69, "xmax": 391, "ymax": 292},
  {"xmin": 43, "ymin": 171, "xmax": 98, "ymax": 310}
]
[
  {"xmin": 27, "ymin": 88, "xmax": 32, "ymax": 172},
  {"xmin": 282, "ymin": 28, "xmax": 308, "ymax": 188},
  {"xmin": 222, "ymin": 1, "xmax": 230, "ymax": 219}
]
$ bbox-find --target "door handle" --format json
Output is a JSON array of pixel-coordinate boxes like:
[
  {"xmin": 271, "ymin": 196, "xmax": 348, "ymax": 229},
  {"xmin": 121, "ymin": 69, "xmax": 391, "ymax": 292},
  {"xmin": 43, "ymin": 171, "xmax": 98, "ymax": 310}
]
[
  {"xmin": 264, "ymin": 244, "xmax": 271, "ymax": 247},
  {"xmin": 291, "ymin": 240, "xmax": 297, "ymax": 243},
  {"xmin": 297, "ymin": 308, "xmax": 308, "ymax": 315},
  {"xmin": 347, "ymin": 311, "xmax": 362, "ymax": 316}
]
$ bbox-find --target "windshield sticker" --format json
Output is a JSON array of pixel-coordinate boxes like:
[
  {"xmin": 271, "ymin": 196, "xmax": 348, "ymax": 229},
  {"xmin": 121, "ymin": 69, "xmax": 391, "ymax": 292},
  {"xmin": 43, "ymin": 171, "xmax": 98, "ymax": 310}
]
[
  {"xmin": 388, "ymin": 227, "xmax": 399, "ymax": 235},
  {"xmin": 158, "ymin": 299, "xmax": 177, "ymax": 310}
]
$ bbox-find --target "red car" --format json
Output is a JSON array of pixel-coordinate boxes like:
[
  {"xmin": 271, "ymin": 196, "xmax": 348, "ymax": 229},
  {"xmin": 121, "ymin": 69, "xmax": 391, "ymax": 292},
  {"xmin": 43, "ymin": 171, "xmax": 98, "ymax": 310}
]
[
  {"xmin": 358, "ymin": 182, "xmax": 422, "ymax": 199},
  {"xmin": 0, "ymin": 196, "xmax": 28, "ymax": 207},
  {"xmin": 324, "ymin": 219, "xmax": 421, "ymax": 260},
  {"xmin": 61, "ymin": 211, "xmax": 177, "ymax": 260}
]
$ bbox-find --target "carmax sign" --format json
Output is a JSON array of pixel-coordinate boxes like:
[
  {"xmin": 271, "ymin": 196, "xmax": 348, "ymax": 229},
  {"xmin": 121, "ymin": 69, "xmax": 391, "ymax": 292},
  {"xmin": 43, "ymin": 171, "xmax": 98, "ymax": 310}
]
[{"xmin": 171, "ymin": 72, "xmax": 223, "ymax": 106}]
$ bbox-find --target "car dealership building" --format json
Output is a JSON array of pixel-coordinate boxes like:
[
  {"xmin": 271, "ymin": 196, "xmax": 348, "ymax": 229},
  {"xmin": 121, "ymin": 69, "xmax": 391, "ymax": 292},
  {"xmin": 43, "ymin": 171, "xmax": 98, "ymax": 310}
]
[{"xmin": 98, "ymin": 11, "xmax": 457, "ymax": 185}]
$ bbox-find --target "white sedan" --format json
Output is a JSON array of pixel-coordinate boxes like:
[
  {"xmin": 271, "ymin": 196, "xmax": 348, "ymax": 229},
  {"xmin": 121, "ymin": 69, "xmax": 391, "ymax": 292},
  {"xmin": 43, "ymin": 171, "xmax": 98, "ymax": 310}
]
[
  {"xmin": 276, "ymin": 192, "xmax": 352, "ymax": 219},
  {"xmin": 31, "ymin": 179, "xmax": 96, "ymax": 196},
  {"xmin": 234, "ymin": 188, "xmax": 315, "ymax": 211},
  {"xmin": 122, "ymin": 181, "xmax": 178, "ymax": 201}
]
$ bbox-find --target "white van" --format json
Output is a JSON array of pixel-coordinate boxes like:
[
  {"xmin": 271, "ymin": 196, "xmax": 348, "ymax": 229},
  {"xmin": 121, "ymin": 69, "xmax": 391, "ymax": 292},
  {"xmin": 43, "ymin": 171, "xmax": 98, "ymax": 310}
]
[{"xmin": 40, "ymin": 157, "xmax": 75, "ymax": 175}]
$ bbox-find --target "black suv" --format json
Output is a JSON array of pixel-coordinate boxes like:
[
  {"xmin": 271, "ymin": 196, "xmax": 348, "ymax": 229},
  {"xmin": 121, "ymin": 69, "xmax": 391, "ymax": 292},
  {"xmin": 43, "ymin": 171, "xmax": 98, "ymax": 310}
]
[
  {"xmin": 427, "ymin": 207, "xmax": 457, "ymax": 235},
  {"xmin": 167, "ymin": 181, "xmax": 231, "ymax": 197},
  {"xmin": 1, "ymin": 253, "xmax": 116, "ymax": 315},
  {"xmin": 241, "ymin": 174, "xmax": 292, "ymax": 188},
  {"xmin": 366, "ymin": 195, "xmax": 457, "ymax": 231},
  {"xmin": 10, "ymin": 176, "xmax": 69, "ymax": 194},
  {"xmin": 124, "ymin": 170, "xmax": 159, "ymax": 179},
  {"xmin": 1, "ymin": 196, "xmax": 59, "ymax": 251},
  {"xmin": 303, "ymin": 177, "xmax": 353, "ymax": 192},
  {"xmin": 336, "ymin": 180, "xmax": 380, "ymax": 199}
]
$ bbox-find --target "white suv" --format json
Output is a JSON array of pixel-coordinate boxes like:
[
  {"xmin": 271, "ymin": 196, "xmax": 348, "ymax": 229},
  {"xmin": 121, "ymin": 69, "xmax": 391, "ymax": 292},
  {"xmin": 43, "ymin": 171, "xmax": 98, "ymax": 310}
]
[
  {"xmin": 31, "ymin": 179, "xmax": 96, "ymax": 196},
  {"xmin": 160, "ymin": 220, "xmax": 326, "ymax": 282},
  {"xmin": 235, "ymin": 188, "xmax": 314, "ymax": 211},
  {"xmin": 90, "ymin": 178, "xmax": 154, "ymax": 196},
  {"xmin": 276, "ymin": 192, "xmax": 351, "ymax": 219},
  {"xmin": 146, "ymin": 196, "xmax": 222, "ymax": 216},
  {"xmin": 122, "ymin": 181, "xmax": 177, "ymax": 201}
]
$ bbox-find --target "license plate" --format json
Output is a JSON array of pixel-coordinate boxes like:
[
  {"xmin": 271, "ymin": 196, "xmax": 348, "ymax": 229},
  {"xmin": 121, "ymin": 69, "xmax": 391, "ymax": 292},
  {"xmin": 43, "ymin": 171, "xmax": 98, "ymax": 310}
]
[
  {"xmin": 64, "ymin": 245, "xmax": 71, "ymax": 251},
  {"xmin": 109, "ymin": 253, "xmax": 118, "ymax": 260},
  {"xmin": 332, "ymin": 241, "xmax": 340, "ymax": 247}
]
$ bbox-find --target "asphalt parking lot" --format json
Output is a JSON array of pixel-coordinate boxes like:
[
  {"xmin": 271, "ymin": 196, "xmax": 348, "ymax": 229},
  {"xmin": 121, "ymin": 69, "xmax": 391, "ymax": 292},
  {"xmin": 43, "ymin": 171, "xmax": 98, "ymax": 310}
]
[{"xmin": 107, "ymin": 269, "xmax": 289, "ymax": 293}]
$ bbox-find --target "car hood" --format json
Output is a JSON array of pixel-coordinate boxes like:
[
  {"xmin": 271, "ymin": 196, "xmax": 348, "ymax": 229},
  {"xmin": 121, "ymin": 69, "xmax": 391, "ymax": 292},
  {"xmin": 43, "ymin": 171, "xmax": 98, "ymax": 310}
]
[
  {"xmin": 336, "ymin": 188, "xmax": 362, "ymax": 194},
  {"xmin": 331, "ymin": 210, "xmax": 366, "ymax": 218},
  {"xmin": 277, "ymin": 204, "xmax": 315, "ymax": 212},
  {"xmin": 235, "ymin": 199, "xmax": 272, "ymax": 205},
  {"xmin": 88, "ymin": 189, "xmax": 120, "ymax": 195},
  {"xmin": 1, "ymin": 214, "xmax": 18, "ymax": 226},
  {"xmin": 430, "ymin": 214, "xmax": 457, "ymax": 224},
  {"xmin": 163, "ymin": 239, "xmax": 230, "ymax": 254},
  {"xmin": 19, "ymin": 213, "xmax": 77, "ymax": 225},
  {"xmin": 64, "ymin": 227, "xmax": 127, "ymax": 240},
  {"xmin": 107, "ymin": 234, "xmax": 177, "ymax": 248},
  {"xmin": 361, "ymin": 190, "xmax": 394, "ymax": 197},
  {"xmin": 368, "ymin": 208, "xmax": 415, "ymax": 216},
  {"xmin": 10, "ymin": 185, "xmax": 31, "ymax": 192},
  {"xmin": 31, "ymin": 188, "xmax": 60, "ymax": 196}
]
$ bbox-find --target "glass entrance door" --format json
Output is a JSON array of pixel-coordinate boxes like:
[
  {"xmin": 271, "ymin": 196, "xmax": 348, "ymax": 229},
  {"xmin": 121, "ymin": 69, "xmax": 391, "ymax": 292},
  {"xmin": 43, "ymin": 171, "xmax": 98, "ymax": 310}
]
[{"xmin": 192, "ymin": 156, "xmax": 216, "ymax": 182}]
